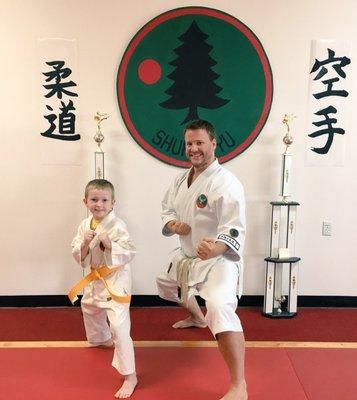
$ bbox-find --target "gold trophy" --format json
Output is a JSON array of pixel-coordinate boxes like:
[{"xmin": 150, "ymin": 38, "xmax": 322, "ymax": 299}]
[
  {"xmin": 93, "ymin": 112, "xmax": 109, "ymax": 178},
  {"xmin": 263, "ymin": 114, "xmax": 300, "ymax": 318},
  {"xmin": 280, "ymin": 114, "xmax": 296, "ymax": 202}
]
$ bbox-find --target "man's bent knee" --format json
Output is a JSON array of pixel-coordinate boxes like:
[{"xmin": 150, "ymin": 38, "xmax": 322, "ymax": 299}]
[
  {"xmin": 156, "ymin": 275, "xmax": 181, "ymax": 303},
  {"xmin": 205, "ymin": 299, "xmax": 242, "ymax": 336}
]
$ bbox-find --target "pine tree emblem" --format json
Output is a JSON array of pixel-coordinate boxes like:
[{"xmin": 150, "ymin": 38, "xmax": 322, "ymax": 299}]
[
  {"xmin": 160, "ymin": 21, "xmax": 229, "ymax": 125},
  {"xmin": 117, "ymin": 7, "xmax": 273, "ymax": 167}
]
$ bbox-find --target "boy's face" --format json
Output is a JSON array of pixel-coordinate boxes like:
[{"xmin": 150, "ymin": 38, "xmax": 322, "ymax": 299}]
[{"xmin": 83, "ymin": 188, "xmax": 115, "ymax": 221}]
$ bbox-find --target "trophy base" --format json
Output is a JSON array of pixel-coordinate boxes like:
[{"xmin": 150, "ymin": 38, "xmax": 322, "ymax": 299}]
[{"xmin": 262, "ymin": 309, "xmax": 297, "ymax": 319}]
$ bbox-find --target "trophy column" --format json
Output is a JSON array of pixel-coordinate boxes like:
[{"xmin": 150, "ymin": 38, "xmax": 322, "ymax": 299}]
[
  {"xmin": 94, "ymin": 151, "xmax": 105, "ymax": 179},
  {"xmin": 263, "ymin": 115, "xmax": 301, "ymax": 318}
]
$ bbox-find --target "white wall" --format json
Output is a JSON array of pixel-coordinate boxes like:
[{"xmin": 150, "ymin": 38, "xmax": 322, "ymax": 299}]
[{"xmin": 1, "ymin": 0, "xmax": 356, "ymax": 296}]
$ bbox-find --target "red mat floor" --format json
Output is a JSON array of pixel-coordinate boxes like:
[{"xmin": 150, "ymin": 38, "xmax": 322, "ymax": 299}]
[
  {"xmin": 1, "ymin": 307, "xmax": 357, "ymax": 342},
  {"xmin": 0, "ymin": 346, "xmax": 356, "ymax": 400}
]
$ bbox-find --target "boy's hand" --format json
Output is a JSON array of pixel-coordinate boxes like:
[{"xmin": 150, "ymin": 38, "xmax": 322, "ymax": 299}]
[
  {"xmin": 83, "ymin": 230, "xmax": 96, "ymax": 245},
  {"xmin": 167, "ymin": 220, "xmax": 191, "ymax": 235},
  {"xmin": 98, "ymin": 233, "xmax": 112, "ymax": 250},
  {"xmin": 197, "ymin": 238, "xmax": 228, "ymax": 260}
]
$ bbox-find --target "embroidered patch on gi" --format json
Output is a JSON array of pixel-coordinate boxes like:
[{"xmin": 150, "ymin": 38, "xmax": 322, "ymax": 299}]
[
  {"xmin": 217, "ymin": 233, "xmax": 240, "ymax": 252},
  {"xmin": 230, "ymin": 228, "xmax": 239, "ymax": 237},
  {"xmin": 196, "ymin": 194, "xmax": 208, "ymax": 208}
]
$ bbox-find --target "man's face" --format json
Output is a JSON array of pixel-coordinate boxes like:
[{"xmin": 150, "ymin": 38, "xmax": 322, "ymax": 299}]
[
  {"xmin": 83, "ymin": 188, "xmax": 115, "ymax": 221},
  {"xmin": 185, "ymin": 128, "xmax": 216, "ymax": 170}
]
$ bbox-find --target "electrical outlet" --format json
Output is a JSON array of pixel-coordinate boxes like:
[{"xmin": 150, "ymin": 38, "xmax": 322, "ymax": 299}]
[{"xmin": 322, "ymin": 221, "xmax": 332, "ymax": 236}]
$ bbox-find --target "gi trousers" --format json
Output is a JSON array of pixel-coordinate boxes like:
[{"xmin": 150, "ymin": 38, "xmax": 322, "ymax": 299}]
[
  {"xmin": 81, "ymin": 294, "xmax": 135, "ymax": 375},
  {"xmin": 157, "ymin": 260, "xmax": 243, "ymax": 336}
]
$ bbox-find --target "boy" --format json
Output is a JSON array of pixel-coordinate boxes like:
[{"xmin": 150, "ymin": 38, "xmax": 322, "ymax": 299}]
[{"xmin": 71, "ymin": 179, "xmax": 137, "ymax": 398}]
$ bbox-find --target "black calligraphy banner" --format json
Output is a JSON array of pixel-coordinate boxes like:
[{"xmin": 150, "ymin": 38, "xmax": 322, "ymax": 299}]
[
  {"xmin": 306, "ymin": 40, "xmax": 352, "ymax": 166},
  {"xmin": 38, "ymin": 39, "xmax": 81, "ymax": 165}
]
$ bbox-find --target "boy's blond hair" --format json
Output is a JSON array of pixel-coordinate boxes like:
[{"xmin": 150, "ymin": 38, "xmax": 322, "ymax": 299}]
[{"xmin": 84, "ymin": 179, "xmax": 115, "ymax": 199}]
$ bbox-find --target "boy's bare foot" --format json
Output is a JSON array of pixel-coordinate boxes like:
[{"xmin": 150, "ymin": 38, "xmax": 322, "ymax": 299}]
[
  {"xmin": 115, "ymin": 373, "xmax": 138, "ymax": 398},
  {"xmin": 219, "ymin": 382, "xmax": 248, "ymax": 400},
  {"xmin": 172, "ymin": 316, "xmax": 207, "ymax": 329}
]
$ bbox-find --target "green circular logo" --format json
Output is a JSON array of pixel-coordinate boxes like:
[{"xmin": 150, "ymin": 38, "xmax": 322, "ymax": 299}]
[
  {"xmin": 196, "ymin": 194, "xmax": 208, "ymax": 208},
  {"xmin": 230, "ymin": 228, "xmax": 239, "ymax": 238},
  {"xmin": 117, "ymin": 7, "xmax": 273, "ymax": 167}
]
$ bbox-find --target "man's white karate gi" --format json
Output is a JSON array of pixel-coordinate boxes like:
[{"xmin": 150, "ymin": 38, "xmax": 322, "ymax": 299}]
[
  {"xmin": 157, "ymin": 159, "xmax": 246, "ymax": 335},
  {"xmin": 156, "ymin": 120, "xmax": 248, "ymax": 400}
]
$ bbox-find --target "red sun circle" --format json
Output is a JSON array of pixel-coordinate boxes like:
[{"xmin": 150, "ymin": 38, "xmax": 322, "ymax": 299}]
[{"xmin": 138, "ymin": 59, "xmax": 162, "ymax": 84}]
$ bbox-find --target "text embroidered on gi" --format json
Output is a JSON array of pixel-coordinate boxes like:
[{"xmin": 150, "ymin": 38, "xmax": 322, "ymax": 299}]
[{"xmin": 217, "ymin": 234, "xmax": 240, "ymax": 251}]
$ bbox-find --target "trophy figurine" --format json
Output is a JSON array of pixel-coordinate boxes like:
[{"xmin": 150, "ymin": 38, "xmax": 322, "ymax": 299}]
[
  {"xmin": 282, "ymin": 114, "xmax": 295, "ymax": 153},
  {"xmin": 93, "ymin": 112, "xmax": 109, "ymax": 179},
  {"xmin": 274, "ymin": 295, "xmax": 286, "ymax": 314}
]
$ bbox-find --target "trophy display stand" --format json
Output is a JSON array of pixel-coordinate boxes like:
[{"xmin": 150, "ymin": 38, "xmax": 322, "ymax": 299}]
[
  {"xmin": 263, "ymin": 201, "xmax": 300, "ymax": 318},
  {"xmin": 263, "ymin": 115, "xmax": 301, "ymax": 318}
]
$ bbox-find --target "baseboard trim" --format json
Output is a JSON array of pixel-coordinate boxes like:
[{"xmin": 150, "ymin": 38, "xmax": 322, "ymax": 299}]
[{"xmin": 0, "ymin": 295, "xmax": 356, "ymax": 308}]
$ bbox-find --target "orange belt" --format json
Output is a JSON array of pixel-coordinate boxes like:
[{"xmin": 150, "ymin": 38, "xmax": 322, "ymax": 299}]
[{"xmin": 68, "ymin": 265, "xmax": 131, "ymax": 304}]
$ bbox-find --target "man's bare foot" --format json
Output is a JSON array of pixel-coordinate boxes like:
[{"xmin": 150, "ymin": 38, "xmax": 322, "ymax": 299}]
[
  {"xmin": 172, "ymin": 316, "xmax": 207, "ymax": 329},
  {"xmin": 115, "ymin": 373, "xmax": 138, "ymax": 398},
  {"xmin": 88, "ymin": 338, "xmax": 114, "ymax": 348},
  {"xmin": 219, "ymin": 382, "xmax": 248, "ymax": 400}
]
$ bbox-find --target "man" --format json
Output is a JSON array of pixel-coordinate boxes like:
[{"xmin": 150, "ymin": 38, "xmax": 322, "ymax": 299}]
[{"xmin": 156, "ymin": 120, "xmax": 247, "ymax": 400}]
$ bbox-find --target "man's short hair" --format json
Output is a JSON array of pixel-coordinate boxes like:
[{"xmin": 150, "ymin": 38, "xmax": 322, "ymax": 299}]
[
  {"xmin": 84, "ymin": 179, "xmax": 115, "ymax": 199},
  {"xmin": 183, "ymin": 120, "xmax": 216, "ymax": 141}
]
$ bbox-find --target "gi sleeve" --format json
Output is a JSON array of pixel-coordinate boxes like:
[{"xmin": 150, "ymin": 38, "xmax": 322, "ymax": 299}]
[
  {"xmin": 212, "ymin": 178, "xmax": 246, "ymax": 262},
  {"xmin": 161, "ymin": 177, "xmax": 180, "ymax": 236},
  {"xmin": 71, "ymin": 221, "xmax": 91, "ymax": 268},
  {"xmin": 105, "ymin": 222, "xmax": 137, "ymax": 267}
]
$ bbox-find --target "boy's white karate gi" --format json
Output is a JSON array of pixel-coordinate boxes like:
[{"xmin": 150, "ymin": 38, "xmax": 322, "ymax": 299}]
[
  {"xmin": 72, "ymin": 210, "xmax": 136, "ymax": 375},
  {"xmin": 157, "ymin": 159, "xmax": 246, "ymax": 336}
]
